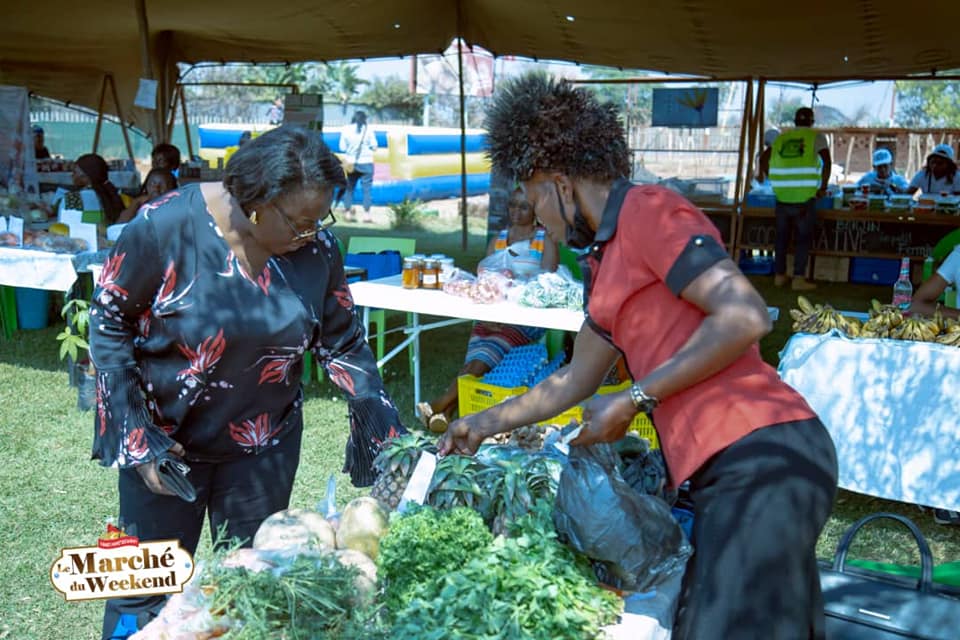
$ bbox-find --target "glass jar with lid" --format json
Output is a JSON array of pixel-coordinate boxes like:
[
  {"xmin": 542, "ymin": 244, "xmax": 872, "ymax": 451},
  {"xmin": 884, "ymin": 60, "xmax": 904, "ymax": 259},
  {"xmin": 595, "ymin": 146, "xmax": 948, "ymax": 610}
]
[
  {"xmin": 421, "ymin": 259, "xmax": 441, "ymax": 289},
  {"xmin": 402, "ymin": 257, "xmax": 421, "ymax": 289}
]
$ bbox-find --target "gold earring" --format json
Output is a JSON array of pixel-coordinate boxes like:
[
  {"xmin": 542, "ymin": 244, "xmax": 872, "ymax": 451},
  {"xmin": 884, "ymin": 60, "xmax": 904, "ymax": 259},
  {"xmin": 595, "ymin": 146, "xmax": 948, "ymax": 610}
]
[{"xmin": 250, "ymin": 211, "xmax": 259, "ymax": 225}]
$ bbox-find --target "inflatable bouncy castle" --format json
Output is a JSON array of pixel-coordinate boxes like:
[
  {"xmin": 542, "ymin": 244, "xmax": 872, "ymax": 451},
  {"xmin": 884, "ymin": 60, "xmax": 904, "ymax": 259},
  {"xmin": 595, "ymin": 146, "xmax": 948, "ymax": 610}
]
[{"xmin": 197, "ymin": 124, "xmax": 491, "ymax": 204}]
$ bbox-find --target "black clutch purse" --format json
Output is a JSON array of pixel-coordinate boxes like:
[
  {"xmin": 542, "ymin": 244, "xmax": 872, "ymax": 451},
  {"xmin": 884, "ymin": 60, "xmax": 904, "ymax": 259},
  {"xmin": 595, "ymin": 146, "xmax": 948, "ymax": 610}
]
[{"xmin": 155, "ymin": 452, "xmax": 197, "ymax": 503}]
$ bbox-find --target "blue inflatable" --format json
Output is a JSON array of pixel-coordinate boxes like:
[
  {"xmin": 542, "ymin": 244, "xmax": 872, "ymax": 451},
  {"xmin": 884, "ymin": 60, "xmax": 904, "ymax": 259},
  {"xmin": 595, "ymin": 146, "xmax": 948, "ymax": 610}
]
[{"xmin": 340, "ymin": 173, "xmax": 491, "ymax": 206}]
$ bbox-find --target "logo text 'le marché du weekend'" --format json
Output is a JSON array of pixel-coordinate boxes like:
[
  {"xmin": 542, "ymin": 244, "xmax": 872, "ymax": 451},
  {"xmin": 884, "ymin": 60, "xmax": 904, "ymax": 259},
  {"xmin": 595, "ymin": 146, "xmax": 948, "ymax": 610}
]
[{"xmin": 50, "ymin": 524, "xmax": 194, "ymax": 601}]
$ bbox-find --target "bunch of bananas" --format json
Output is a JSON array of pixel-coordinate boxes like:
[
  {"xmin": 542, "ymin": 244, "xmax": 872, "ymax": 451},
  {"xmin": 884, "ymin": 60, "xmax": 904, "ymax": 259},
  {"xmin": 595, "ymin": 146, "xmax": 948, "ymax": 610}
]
[
  {"xmin": 790, "ymin": 296, "xmax": 862, "ymax": 337},
  {"xmin": 890, "ymin": 317, "xmax": 941, "ymax": 342},
  {"xmin": 935, "ymin": 318, "xmax": 960, "ymax": 346},
  {"xmin": 859, "ymin": 300, "xmax": 905, "ymax": 338}
]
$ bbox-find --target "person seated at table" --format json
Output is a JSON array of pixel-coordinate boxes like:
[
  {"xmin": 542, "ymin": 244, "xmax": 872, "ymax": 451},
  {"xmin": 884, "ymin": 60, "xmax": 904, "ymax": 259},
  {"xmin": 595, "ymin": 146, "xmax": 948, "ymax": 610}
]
[
  {"xmin": 33, "ymin": 126, "xmax": 51, "ymax": 160},
  {"xmin": 59, "ymin": 153, "xmax": 125, "ymax": 225},
  {"xmin": 417, "ymin": 188, "xmax": 559, "ymax": 433},
  {"xmin": 151, "ymin": 143, "xmax": 182, "ymax": 177},
  {"xmin": 907, "ymin": 144, "xmax": 960, "ymax": 196},
  {"xmin": 857, "ymin": 148, "xmax": 909, "ymax": 194},
  {"xmin": 115, "ymin": 168, "xmax": 179, "ymax": 223}
]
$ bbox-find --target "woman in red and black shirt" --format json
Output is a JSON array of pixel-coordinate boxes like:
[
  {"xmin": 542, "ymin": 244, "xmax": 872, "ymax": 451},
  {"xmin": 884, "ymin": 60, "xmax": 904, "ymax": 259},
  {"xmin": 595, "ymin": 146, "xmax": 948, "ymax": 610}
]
[{"xmin": 440, "ymin": 74, "xmax": 838, "ymax": 640}]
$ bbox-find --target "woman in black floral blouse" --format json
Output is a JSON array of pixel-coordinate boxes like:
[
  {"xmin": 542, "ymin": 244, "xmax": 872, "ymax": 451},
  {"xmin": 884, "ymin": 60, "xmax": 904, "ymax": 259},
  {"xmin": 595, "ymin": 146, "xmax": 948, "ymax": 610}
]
[{"xmin": 90, "ymin": 127, "xmax": 406, "ymax": 639}]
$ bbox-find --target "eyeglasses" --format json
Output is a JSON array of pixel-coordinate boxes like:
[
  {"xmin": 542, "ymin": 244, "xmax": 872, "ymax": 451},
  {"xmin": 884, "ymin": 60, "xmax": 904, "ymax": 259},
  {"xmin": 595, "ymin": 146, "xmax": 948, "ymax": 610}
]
[{"xmin": 272, "ymin": 202, "xmax": 336, "ymax": 241}]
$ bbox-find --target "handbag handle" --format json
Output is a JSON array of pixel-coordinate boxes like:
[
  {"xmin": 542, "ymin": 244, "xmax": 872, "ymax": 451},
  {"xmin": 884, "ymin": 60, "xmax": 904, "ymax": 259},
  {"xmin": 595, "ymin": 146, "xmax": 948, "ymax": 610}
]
[{"xmin": 832, "ymin": 512, "xmax": 934, "ymax": 593}]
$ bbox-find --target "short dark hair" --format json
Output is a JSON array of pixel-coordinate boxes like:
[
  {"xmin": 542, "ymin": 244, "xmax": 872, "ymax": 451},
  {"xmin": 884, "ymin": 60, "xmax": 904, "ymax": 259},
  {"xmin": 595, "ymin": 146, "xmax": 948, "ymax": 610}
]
[
  {"xmin": 223, "ymin": 126, "xmax": 346, "ymax": 213},
  {"xmin": 151, "ymin": 143, "xmax": 181, "ymax": 169},
  {"xmin": 484, "ymin": 72, "xmax": 630, "ymax": 182},
  {"xmin": 795, "ymin": 108, "xmax": 815, "ymax": 125},
  {"xmin": 140, "ymin": 168, "xmax": 178, "ymax": 194}
]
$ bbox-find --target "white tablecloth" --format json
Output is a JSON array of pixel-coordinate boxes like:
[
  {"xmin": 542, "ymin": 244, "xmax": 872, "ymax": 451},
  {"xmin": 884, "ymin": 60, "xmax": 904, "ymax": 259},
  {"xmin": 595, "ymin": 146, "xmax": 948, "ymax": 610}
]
[
  {"xmin": 0, "ymin": 247, "xmax": 78, "ymax": 291},
  {"xmin": 349, "ymin": 275, "xmax": 585, "ymax": 332},
  {"xmin": 778, "ymin": 331, "xmax": 960, "ymax": 511}
]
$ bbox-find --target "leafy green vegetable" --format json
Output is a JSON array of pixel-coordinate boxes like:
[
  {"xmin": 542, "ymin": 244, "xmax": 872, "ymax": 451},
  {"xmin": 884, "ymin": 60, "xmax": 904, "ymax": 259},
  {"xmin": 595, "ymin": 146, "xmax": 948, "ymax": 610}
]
[
  {"xmin": 388, "ymin": 501, "xmax": 621, "ymax": 640},
  {"xmin": 377, "ymin": 505, "xmax": 493, "ymax": 614},
  {"xmin": 202, "ymin": 551, "xmax": 387, "ymax": 639}
]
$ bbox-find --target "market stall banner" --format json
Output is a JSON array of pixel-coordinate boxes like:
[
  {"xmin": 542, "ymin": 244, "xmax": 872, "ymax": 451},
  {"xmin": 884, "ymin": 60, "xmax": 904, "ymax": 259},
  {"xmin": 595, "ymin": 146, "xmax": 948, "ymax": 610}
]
[
  {"xmin": 779, "ymin": 331, "xmax": 960, "ymax": 511},
  {"xmin": 740, "ymin": 213, "xmax": 954, "ymax": 257}
]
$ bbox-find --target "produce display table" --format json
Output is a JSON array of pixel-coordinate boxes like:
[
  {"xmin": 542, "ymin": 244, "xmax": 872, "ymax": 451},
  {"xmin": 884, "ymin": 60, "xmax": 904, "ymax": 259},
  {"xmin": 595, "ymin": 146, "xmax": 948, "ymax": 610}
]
[
  {"xmin": 348, "ymin": 275, "xmax": 586, "ymax": 406},
  {"xmin": 0, "ymin": 246, "xmax": 79, "ymax": 291},
  {"xmin": 0, "ymin": 247, "xmax": 109, "ymax": 338},
  {"xmin": 348, "ymin": 275, "xmax": 779, "ymax": 408},
  {"xmin": 736, "ymin": 207, "xmax": 960, "ymax": 263},
  {"xmin": 778, "ymin": 331, "xmax": 960, "ymax": 511}
]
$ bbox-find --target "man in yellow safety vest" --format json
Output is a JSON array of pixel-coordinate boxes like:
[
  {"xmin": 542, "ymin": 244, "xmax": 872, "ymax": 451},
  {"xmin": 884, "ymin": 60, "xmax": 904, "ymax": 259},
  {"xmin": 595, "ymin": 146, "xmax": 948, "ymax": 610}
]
[{"xmin": 758, "ymin": 108, "xmax": 831, "ymax": 291}]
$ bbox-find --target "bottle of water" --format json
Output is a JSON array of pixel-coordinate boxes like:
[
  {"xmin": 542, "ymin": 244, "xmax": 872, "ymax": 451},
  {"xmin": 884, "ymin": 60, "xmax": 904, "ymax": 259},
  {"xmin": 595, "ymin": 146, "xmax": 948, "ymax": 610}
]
[{"xmin": 892, "ymin": 257, "xmax": 913, "ymax": 311}]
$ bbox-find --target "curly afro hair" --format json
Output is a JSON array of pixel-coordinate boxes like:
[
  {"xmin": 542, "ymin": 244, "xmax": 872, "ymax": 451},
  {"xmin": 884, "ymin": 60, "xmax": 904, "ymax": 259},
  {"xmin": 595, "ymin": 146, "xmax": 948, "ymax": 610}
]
[{"xmin": 484, "ymin": 72, "xmax": 630, "ymax": 182}]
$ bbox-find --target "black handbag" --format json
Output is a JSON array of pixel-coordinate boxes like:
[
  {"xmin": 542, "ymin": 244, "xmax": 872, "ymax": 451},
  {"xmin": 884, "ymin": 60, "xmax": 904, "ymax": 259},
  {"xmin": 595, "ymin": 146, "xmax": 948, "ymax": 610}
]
[{"xmin": 820, "ymin": 512, "xmax": 960, "ymax": 639}]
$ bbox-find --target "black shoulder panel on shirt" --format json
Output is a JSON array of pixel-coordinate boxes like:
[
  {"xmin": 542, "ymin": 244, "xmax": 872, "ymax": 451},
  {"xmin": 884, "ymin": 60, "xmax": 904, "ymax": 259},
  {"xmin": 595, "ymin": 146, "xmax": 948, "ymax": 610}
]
[{"xmin": 664, "ymin": 234, "xmax": 728, "ymax": 296}]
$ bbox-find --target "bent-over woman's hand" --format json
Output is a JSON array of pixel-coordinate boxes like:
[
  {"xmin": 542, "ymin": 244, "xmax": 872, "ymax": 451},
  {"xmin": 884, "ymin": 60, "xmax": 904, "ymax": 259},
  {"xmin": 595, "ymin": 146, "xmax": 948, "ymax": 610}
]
[
  {"xmin": 135, "ymin": 442, "xmax": 187, "ymax": 496},
  {"xmin": 437, "ymin": 415, "xmax": 488, "ymax": 457},
  {"xmin": 570, "ymin": 390, "xmax": 636, "ymax": 447}
]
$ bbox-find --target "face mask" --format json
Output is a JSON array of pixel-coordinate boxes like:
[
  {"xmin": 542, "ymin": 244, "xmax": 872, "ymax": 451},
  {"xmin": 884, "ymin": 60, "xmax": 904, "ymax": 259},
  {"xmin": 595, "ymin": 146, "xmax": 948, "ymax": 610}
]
[{"xmin": 555, "ymin": 182, "xmax": 595, "ymax": 250}]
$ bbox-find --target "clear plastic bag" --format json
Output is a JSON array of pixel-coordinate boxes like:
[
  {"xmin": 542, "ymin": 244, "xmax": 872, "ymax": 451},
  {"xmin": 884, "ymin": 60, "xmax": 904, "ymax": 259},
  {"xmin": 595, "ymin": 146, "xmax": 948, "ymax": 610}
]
[
  {"xmin": 511, "ymin": 267, "xmax": 584, "ymax": 310},
  {"xmin": 477, "ymin": 249, "xmax": 515, "ymax": 279},
  {"xmin": 441, "ymin": 267, "xmax": 477, "ymax": 298},
  {"xmin": 553, "ymin": 443, "xmax": 692, "ymax": 592}
]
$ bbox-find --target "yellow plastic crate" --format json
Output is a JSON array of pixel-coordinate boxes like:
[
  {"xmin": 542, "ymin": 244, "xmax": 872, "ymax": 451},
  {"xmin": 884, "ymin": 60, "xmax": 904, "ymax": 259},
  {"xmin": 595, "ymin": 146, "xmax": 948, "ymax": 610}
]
[{"xmin": 457, "ymin": 375, "xmax": 658, "ymax": 449}]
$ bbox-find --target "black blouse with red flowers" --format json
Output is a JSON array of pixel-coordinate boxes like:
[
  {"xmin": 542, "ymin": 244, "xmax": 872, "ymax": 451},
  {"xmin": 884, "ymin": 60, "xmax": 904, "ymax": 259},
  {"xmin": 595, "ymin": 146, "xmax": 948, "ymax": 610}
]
[{"xmin": 89, "ymin": 184, "xmax": 405, "ymax": 486}]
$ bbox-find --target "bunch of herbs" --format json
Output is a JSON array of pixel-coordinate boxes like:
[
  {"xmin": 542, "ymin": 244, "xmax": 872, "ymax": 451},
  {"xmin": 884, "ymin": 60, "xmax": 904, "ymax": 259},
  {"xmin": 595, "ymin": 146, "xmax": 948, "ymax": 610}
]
[{"xmin": 389, "ymin": 501, "xmax": 621, "ymax": 640}]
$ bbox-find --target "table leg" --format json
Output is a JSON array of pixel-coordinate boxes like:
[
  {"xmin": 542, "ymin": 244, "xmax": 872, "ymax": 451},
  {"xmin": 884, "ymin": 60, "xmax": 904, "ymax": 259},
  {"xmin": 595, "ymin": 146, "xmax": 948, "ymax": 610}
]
[
  {"xmin": 412, "ymin": 312, "xmax": 420, "ymax": 405},
  {"xmin": 362, "ymin": 306, "xmax": 370, "ymax": 338}
]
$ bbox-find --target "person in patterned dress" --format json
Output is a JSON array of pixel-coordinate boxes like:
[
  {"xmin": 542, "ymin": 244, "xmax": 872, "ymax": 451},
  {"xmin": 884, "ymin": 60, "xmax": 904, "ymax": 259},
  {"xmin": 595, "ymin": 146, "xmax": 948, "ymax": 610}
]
[{"xmin": 90, "ymin": 127, "xmax": 406, "ymax": 639}]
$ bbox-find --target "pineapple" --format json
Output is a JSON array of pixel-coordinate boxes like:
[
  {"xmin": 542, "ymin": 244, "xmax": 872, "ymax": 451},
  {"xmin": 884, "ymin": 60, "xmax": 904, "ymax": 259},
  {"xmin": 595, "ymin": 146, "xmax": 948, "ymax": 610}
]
[
  {"xmin": 370, "ymin": 432, "xmax": 436, "ymax": 511},
  {"xmin": 480, "ymin": 455, "xmax": 559, "ymax": 536},
  {"xmin": 425, "ymin": 455, "xmax": 485, "ymax": 512}
]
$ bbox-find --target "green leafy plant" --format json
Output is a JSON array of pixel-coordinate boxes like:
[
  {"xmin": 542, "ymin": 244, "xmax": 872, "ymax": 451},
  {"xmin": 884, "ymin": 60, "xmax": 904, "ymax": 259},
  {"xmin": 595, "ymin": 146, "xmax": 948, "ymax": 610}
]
[
  {"xmin": 389, "ymin": 500, "xmax": 621, "ymax": 639},
  {"xmin": 377, "ymin": 505, "xmax": 492, "ymax": 615},
  {"xmin": 56, "ymin": 299, "xmax": 90, "ymax": 365},
  {"xmin": 388, "ymin": 198, "xmax": 425, "ymax": 230}
]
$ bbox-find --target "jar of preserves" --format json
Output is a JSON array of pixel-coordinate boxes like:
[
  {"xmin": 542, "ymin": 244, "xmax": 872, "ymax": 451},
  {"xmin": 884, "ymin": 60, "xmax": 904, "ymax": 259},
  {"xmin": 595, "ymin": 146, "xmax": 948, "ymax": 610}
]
[
  {"xmin": 421, "ymin": 259, "xmax": 441, "ymax": 289},
  {"xmin": 402, "ymin": 257, "xmax": 421, "ymax": 289}
]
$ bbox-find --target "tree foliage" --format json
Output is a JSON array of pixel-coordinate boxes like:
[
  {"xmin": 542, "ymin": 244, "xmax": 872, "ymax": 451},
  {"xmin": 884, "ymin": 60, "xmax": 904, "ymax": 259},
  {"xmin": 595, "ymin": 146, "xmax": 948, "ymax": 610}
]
[
  {"xmin": 895, "ymin": 80, "xmax": 960, "ymax": 128},
  {"xmin": 357, "ymin": 76, "xmax": 423, "ymax": 122}
]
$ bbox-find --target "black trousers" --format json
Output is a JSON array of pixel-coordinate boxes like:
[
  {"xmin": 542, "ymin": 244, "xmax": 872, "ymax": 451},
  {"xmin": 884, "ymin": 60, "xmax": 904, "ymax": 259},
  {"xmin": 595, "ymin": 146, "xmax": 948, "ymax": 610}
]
[
  {"xmin": 774, "ymin": 198, "xmax": 818, "ymax": 277},
  {"xmin": 101, "ymin": 427, "xmax": 302, "ymax": 640},
  {"xmin": 673, "ymin": 418, "xmax": 838, "ymax": 640}
]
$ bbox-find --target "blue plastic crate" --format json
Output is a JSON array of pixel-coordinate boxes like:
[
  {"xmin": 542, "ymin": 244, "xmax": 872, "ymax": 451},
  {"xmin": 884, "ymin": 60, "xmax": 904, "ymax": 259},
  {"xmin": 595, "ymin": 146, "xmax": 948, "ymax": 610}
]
[
  {"xmin": 849, "ymin": 258, "xmax": 900, "ymax": 285},
  {"xmin": 738, "ymin": 256, "xmax": 775, "ymax": 275}
]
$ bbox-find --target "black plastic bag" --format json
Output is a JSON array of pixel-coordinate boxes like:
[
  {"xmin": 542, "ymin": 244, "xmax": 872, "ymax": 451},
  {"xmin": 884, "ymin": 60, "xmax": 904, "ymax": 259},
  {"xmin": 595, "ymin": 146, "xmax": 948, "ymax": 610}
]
[{"xmin": 554, "ymin": 442, "xmax": 692, "ymax": 592}]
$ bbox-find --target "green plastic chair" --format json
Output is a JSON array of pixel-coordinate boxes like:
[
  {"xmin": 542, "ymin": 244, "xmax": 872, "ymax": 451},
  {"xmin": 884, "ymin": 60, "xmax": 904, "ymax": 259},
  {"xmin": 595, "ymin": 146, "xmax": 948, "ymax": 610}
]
[
  {"xmin": 0, "ymin": 286, "xmax": 18, "ymax": 340},
  {"xmin": 347, "ymin": 236, "xmax": 417, "ymax": 374}
]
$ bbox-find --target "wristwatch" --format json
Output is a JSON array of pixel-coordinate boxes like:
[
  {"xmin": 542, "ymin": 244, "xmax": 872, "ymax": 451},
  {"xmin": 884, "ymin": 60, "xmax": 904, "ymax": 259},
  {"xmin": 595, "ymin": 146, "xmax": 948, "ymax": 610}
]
[{"xmin": 628, "ymin": 383, "xmax": 659, "ymax": 414}]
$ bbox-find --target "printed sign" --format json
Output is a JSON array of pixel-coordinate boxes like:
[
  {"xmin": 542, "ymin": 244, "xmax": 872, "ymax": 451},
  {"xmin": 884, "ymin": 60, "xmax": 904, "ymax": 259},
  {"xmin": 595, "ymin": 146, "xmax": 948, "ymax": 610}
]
[
  {"xmin": 652, "ymin": 87, "xmax": 719, "ymax": 128},
  {"xmin": 50, "ymin": 524, "xmax": 195, "ymax": 602}
]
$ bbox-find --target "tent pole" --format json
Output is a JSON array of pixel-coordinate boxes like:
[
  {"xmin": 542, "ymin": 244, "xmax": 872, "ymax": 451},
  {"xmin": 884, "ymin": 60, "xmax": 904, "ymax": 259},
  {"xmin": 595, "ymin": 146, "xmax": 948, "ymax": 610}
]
[
  {"xmin": 733, "ymin": 79, "xmax": 753, "ymax": 212},
  {"xmin": 92, "ymin": 75, "xmax": 109, "ymax": 153},
  {"xmin": 180, "ymin": 86, "xmax": 195, "ymax": 159},
  {"xmin": 457, "ymin": 1, "xmax": 468, "ymax": 250},
  {"xmin": 135, "ymin": 0, "xmax": 163, "ymax": 142},
  {"xmin": 107, "ymin": 75, "xmax": 136, "ymax": 162}
]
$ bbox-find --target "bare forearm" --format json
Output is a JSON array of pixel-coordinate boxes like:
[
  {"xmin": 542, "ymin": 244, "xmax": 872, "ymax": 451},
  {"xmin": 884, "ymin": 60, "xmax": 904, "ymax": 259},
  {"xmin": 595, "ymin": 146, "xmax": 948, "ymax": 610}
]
[
  {"xmin": 474, "ymin": 365, "xmax": 599, "ymax": 438},
  {"xmin": 911, "ymin": 299, "xmax": 960, "ymax": 319}
]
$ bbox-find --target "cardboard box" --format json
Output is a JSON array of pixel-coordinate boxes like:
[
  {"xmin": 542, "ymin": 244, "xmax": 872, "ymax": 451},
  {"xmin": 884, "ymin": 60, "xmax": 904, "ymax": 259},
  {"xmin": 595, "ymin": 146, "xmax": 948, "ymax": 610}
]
[{"xmin": 813, "ymin": 256, "xmax": 850, "ymax": 283}]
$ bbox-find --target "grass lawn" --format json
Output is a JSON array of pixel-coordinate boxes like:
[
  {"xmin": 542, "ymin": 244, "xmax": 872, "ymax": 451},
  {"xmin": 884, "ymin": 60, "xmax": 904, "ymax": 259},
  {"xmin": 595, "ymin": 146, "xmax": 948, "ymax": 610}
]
[{"xmin": 1, "ymin": 212, "xmax": 957, "ymax": 639}]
